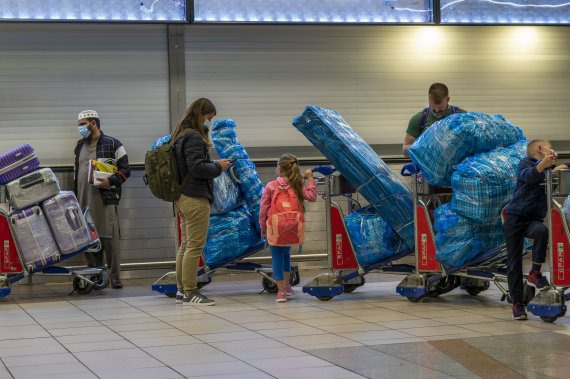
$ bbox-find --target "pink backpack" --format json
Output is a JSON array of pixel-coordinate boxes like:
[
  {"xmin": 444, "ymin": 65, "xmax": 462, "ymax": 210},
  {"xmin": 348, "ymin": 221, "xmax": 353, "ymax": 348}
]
[{"xmin": 266, "ymin": 180, "xmax": 304, "ymax": 246}]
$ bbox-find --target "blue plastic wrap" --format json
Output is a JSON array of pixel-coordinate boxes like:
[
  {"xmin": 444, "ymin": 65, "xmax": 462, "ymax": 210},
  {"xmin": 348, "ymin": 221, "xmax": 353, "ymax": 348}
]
[
  {"xmin": 211, "ymin": 171, "xmax": 243, "ymax": 215},
  {"xmin": 212, "ymin": 119, "xmax": 264, "ymax": 234},
  {"xmin": 451, "ymin": 140, "xmax": 527, "ymax": 224},
  {"xmin": 408, "ymin": 112, "xmax": 524, "ymax": 187},
  {"xmin": 151, "ymin": 135, "xmax": 171, "ymax": 150},
  {"xmin": 204, "ymin": 205, "xmax": 263, "ymax": 268},
  {"xmin": 434, "ymin": 204, "xmax": 504, "ymax": 267},
  {"xmin": 345, "ymin": 206, "xmax": 401, "ymax": 267},
  {"xmin": 564, "ymin": 195, "xmax": 570, "ymax": 223},
  {"xmin": 292, "ymin": 106, "xmax": 413, "ymax": 250}
]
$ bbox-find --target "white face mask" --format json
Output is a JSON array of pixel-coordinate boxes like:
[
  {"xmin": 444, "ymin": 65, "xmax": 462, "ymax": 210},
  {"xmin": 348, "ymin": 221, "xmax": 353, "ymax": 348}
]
[{"xmin": 203, "ymin": 119, "xmax": 213, "ymax": 129}]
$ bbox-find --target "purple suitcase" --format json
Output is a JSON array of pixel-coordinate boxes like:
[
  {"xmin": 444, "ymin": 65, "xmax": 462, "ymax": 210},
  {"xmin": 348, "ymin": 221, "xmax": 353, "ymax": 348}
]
[
  {"xmin": 0, "ymin": 144, "xmax": 41, "ymax": 185},
  {"xmin": 10, "ymin": 206, "xmax": 60, "ymax": 273},
  {"xmin": 42, "ymin": 191, "xmax": 91, "ymax": 255}
]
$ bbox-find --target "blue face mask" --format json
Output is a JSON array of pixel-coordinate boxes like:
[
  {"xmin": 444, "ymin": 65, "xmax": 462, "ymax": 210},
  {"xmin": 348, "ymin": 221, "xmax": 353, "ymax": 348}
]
[
  {"xmin": 203, "ymin": 119, "xmax": 212, "ymax": 129},
  {"xmin": 78, "ymin": 125, "xmax": 91, "ymax": 139}
]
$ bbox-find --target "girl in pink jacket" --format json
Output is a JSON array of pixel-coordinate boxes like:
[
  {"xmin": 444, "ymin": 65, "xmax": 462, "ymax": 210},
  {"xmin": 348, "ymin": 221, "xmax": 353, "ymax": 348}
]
[{"xmin": 259, "ymin": 154, "xmax": 317, "ymax": 302}]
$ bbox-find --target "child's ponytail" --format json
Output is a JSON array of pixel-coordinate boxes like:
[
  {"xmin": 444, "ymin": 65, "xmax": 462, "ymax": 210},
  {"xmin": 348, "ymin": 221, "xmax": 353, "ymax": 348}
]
[{"xmin": 278, "ymin": 154, "xmax": 305, "ymax": 211}]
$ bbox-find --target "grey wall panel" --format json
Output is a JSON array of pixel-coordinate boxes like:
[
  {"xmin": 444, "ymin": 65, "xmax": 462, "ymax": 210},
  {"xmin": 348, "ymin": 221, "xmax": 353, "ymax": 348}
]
[
  {"xmin": 185, "ymin": 25, "xmax": 570, "ymax": 155},
  {"xmin": 0, "ymin": 23, "xmax": 170, "ymax": 165}
]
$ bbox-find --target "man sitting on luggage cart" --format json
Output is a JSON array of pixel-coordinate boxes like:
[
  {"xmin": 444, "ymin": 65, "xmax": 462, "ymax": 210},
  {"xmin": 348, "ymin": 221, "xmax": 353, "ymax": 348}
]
[
  {"xmin": 504, "ymin": 140, "xmax": 570, "ymax": 320},
  {"xmin": 74, "ymin": 110, "xmax": 131, "ymax": 289}
]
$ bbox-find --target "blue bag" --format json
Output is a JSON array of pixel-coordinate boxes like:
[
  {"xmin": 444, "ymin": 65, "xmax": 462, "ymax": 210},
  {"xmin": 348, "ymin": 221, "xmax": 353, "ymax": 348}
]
[
  {"xmin": 451, "ymin": 140, "xmax": 527, "ymax": 223},
  {"xmin": 151, "ymin": 135, "xmax": 171, "ymax": 150},
  {"xmin": 292, "ymin": 106, "xmax": 413, "ymax": 250},
  {"xmin": 408, "ymin": 112, "xmax": 524, "ymax": 187},
  {"xmin": 211, "ymin": 171, "xmax": 243, "ymax": 215}
]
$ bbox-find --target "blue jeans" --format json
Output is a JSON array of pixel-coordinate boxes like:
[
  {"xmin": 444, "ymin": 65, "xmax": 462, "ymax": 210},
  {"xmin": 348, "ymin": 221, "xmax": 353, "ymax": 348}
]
[{"xmin": 270, "ymin": 246, "xmax": 291, "ymax": 281}]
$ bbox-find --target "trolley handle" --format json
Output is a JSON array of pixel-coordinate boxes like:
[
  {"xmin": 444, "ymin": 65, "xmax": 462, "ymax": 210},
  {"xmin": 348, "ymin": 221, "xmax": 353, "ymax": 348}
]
[
  {"xmin": 401, "ymin": 163, "xmax": 420, "ymax": 177},
  {"xmin": 312, "ymin": 165, "xmax": 336, "ymax": 176}
]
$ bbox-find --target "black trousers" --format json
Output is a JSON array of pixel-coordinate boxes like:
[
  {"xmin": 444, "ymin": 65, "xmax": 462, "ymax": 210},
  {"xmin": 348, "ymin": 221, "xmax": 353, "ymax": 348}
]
[{"xmin": 503, "ymin": 214, "xmax": 548, "ymax": 304}]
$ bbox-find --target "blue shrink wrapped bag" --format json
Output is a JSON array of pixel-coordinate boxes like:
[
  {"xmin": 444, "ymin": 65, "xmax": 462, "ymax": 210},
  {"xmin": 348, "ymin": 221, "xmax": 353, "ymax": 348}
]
[
  {"xmin": 204, "ymin": 205, "xmax": 263, "ymax": 267},
  {"xmin": 151, "ymin": 135, "xmax": 171, "ymax": 150},
  {"xmin": 564, "ymin": 195, "xmax": 570, "ymax": 223},
  {"xmin": 451, "ymin": 140, "xmax": 527, "ymax": 224},
  {"xmin": 212, "ymin": 119, "xmax": 263, "ymax": 234},
  {"xmin": 292, "ymin": 106, "xmax": 413, "ymax": 250},
  {"xmin": 211, "ymin": 172, "xmax": 243, "ymax": 215},
  {"xmin": 408, "ymin": 112, "xmax": 524, "ymax": 187},
  {"xmin": 434, "ymin": 204, "xmax": 504, "ymax": 267},
  {"xmin": 345, "ymin": 206, "xmax": 409, "ymax": 267}
]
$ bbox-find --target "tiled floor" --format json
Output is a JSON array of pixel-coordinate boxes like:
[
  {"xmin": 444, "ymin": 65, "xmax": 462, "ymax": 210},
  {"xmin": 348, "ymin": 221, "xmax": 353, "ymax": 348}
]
[{"xmin": 2, "ymin": 271, "xmax": 570, "ymax": 379}]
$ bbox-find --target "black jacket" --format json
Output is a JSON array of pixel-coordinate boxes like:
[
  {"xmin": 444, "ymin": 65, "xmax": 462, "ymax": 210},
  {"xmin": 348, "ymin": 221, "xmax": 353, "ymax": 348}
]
[
  {"xmin": 74, "ymin": 132, "xmax": 131, "ymax": 206},
  {"xmin": 173, "ymin": 129, "xmax": 221, "ymax": 203},
  {"xmin": 506, "ymin": 157, "xmax": 551, "ymax": 221}
]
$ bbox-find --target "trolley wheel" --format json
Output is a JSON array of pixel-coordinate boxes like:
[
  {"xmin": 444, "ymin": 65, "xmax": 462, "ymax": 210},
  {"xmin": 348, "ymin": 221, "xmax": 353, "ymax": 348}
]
[
  {"xmin": 290, "ymin": 266, "xmax": 300, "ymax": 286},
  {"xmin": 73, "ymin": 277, "xmax": 94, "ymax": 295},
  {"xmin": 343, "ymin": 277, "xmax": 365, "ymax": 294},
  {"xmin": 262, "ymin": 276, "xmax": 278, "ymax": 294},
  {"xmin": 540, "ymin": 315, "xmax": 559, "ymax": 323},
  {"xmin": 91, "ymin": 270, "xmax": 109, "ymax": 291},
  {"xmin": 316, "ymin": 296, "xmax": 333, "ymax": 301},
  {"xmin": 407, "ymin": 296, "xmax": 424, "ymax": 303},
  {"xmin": 523, "ymin": 284, "xmax": 536, "ymax": 306},
  {"xmin": 165, "ymin": 293, "xmax": 176, "ymax": 298}
]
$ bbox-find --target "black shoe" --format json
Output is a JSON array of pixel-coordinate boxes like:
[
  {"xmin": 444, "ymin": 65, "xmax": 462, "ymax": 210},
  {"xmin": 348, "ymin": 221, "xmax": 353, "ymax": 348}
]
[
  {"xmin": 527, "ymin": 271, "xmax": 550, "ymax": 291},
  {"xmin": 512, "ymin": 303, "xmax": 528, "ymax": 320},
  {"xmin": 182, "ymin": 290, "xmax": 215, "ymax": 306},
  {"xmin": 111, "ymin": 279, "xmax": 123, "ymax": 289}
]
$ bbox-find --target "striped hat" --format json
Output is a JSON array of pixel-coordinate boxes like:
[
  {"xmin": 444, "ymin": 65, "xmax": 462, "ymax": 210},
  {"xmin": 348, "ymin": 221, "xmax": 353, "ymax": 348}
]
[{"xmin": 78, "ymin": 110, "xmax": 99, "ymax": 120}]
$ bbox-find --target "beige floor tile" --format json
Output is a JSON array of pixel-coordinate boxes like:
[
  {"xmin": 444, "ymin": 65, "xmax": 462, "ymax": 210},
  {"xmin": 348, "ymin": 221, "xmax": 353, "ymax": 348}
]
[
  {"xmin": 0, "ymin": 325, "xmax": 50, "ymax": 340},
  {"xmin": 84, "ymin": 356, "xmax": 165, "ymax": 372},
  {"xmin": 377, "ymin": 318, "xmax": 447, "ymax": 329},
  {"xmin": 131, "ymin": 335, "xmax": 204, "ymax": 348},
  {"xmin": 48, "ymin": 326, "xmax": 107, "ymax": 337},
  {"xmin": 432, "ymin": 314, "xmax": 503, "ymax": 325},
  {"xmin": 118, "ymin": 328, "xmax": 181, "ymax": 340},
  {"xmin": 211, "ymin": 337, "xmax": 287, "ymax": 353},
  {"xmin": 172, "ymin": 361, "xmax": 260, "ymax": 377},
  {"xmin": 248, "ymin": 355, "xmax": 332, "ymax": 371},
  {"xmin": 269, "ymin": 365, "xmax": 365, "ymax": 379},
  {"xmin": 8, "ymin": 362, "xmax": 90, "ymax": 379},
  {"xmin": 108, "ymin": 321, "xmax": 174, "ymax": 333},
  {"xmin": 423, "ymin": 331, "xmax": 490, "ymax": 341},
  {"xmin": 338, "ymin": 329, "xmax": 414, "ymax": 342},
  {"xmin": 73, "ymin": 348, "xmax": 151, "ymax": 363},
  {"xmin": 241, "ymin": 320, "xmax": 307, "ymax": 331},
  {"xmin": 97, "ymin": 366, "xmax": 183, "ymax": 379},
  {"xmin": 317, "ymin": 322, "xmax": 386, "ymax": 333},
  {"xmin": 190, "ymin": 373, "xmax": 273, "ymax": 379},
  {"xmin": 234, "ymin": 346, "xmax": 309, "ymax": 361},
  {"xmin": 143, "ymin": 344, "xmax": 235, "ymax": 366},
  {"xmin": 194, "ymin": 330, "xmax": 265, "ymax": 343},
  {"xmin": 56, "ymin": 332, "xmax": 124, "ymax": 344},
  {"xmin": 258, "ymin": 325, "xmax": 328, "ymax": 337},
  {"xmin": 405, "ymin": 309, "xmax": 476, "ymax": 319},
  {"xmin": 461, "ymin": 321, "xmax": 546, "ymax": 335},
  {"xmin": 276, "ymin": 333, "xmax": 363, "ymax": 350},
  {"xmin": 176, "ymin": 319, "xmax": 246, "ymax": 334},
  {"xmin": 100, "ymin": 316, "xmax": 157, "ymax": 326},
  {"xmin": 301, "ymin": 317, "xmax": 370, "ymax": 327},
  {"xmin": 2, "ymin": 352, "xmax": 78, "ymax": 368},
  {"xmin": 63, "ymin": 339, "xmax": 136, "ymax": 353},
  {"xmin": 402, "ymin": 325, "xmax": 473, "ymax": 337},
  {"xmin": 362, "ymin": 337, "xmax": 427, "ymax": 345}
]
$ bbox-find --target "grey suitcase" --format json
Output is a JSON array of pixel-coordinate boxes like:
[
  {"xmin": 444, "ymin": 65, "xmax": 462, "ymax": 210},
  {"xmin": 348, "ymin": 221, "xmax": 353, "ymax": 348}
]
[
  {"xmin": 42, "ymin": 191, "xmax": 91, "ymax": 255},
  {"xmin": 10, "ymin": 206, "xmax": 60, "ymax": 273},
  {"xmin": 7, "ymin": 168, "xmax": 61, "ymax": 210}
]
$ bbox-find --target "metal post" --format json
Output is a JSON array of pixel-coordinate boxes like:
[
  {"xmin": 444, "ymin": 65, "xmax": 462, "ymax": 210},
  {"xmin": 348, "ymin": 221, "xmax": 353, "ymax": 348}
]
[
  {"xmin": 432, "ymin": 0, "xmax": 441, "ymax": 24},
  {"xmin": 324, "ymin": 175, "xmax": 333, "ymax": 272},
  {"xmin": 167, "ymin": 24, "xmax": 187, "ymax": 133}
]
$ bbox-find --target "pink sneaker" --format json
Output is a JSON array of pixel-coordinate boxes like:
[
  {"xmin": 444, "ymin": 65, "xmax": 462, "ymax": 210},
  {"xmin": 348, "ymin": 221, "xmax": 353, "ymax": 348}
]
[
  {"xmin": 275, "ymin": 291, "xmax": 287, "ymax": 303},
  {"xmin": 285, "ymin": 285, "xmax": 294, "ymax": 297}
]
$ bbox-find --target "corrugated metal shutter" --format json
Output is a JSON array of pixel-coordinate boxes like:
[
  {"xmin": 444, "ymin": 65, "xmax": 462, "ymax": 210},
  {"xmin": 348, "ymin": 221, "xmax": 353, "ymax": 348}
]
[
  {"xmin": 0, "ymin": 23, "xmax": 170, "ymax": 165},
  {"xmin": 185, "ymin": 25, "xmax": 570, "ymax": 155}
]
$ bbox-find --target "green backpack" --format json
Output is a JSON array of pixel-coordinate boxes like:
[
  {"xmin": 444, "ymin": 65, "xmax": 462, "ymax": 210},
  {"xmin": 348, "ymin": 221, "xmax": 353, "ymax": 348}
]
[{"xmin": 144, "ymin": 136, "xmax": 183, "ymax": 202}]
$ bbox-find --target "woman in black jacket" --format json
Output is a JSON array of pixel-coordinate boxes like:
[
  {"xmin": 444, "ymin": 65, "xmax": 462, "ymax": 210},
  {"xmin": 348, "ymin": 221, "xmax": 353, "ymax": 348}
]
[{"xmin": 171, "ymin": 98, "xmax": 232, "ymax": 305}]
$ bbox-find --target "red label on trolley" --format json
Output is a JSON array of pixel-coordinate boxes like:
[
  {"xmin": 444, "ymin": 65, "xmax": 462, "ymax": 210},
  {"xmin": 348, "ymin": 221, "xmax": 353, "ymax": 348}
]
[
  {"xmin": 0, "ymin": 213, "xmax": 23, "ymax": 274},
  {"xmin": 551, "ymin": 208, "xmax": 570, "ymax": 286},
  {"xmin": 416, "ymin": 205, "xmax": 440, "ymax": 272},
  {"xmin": 330, "ymin": 207, "xmax": 358, "ymax": 270}
]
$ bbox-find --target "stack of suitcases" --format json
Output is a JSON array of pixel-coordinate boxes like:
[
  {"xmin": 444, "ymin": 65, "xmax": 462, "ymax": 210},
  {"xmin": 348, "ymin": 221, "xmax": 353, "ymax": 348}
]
[{"xmin": 0, "ymin": 144, "xmax": 93, "ymax": 273}]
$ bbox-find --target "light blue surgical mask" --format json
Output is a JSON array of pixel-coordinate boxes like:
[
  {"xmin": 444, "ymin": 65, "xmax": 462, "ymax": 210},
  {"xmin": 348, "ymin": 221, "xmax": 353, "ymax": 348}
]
[
  {"xmin": 78, "ymin": 125, "xmax": 91, "ymax": 139},
  {"xmin": 203, "ymin": 119, "xmax": 212, "ymax": 129}
]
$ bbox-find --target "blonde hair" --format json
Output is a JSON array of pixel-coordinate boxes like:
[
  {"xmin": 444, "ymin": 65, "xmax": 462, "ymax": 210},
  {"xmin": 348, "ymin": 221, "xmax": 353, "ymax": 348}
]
[
  {"xmin": 278, "ymin": 154, "xmax": 305, "ymax": 211},
  {"xmin": 171, "ymin": 98, "xmax": 216, "ymax": 147},
  {"xmin": 527, "ymin": 139, "xmax": 551, "ymax": 156}
]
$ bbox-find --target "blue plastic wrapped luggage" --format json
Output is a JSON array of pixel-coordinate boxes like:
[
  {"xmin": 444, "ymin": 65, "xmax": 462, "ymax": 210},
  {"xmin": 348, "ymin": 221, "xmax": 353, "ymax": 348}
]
[
  {"xmin": 434, "ymin": 204, "xmax": 504, "ymax": 267},
  {"xmin": 211, "ymin": 172, "xmax": 243, "ymax": 215},
  {"xmin": 151, "ymin": 135, "xmax": 171, "ymax": 150},
  {"xmin": 451, "ymin": 140, "xmax": 527, "ymax": 224},
  {"xmin": 292, "ymin": 106, "xmax": 413, "ymax": 250},
  {"xmin": 408, "ymin": 112, "xmax": 524, "ymax": 187},
  {"xmin": 204, "ymin": 205, "xmax": 263, "ymax": 267},
  {"xmin": 564, "ymin": 195, "xmax": 570, "ymax": 223},
  {"xmin": 345, "ymin": 206, "xmax": 399, "ymax": 267},
  {"xmin": 212, "ymin": 119, "xmax": 264, "ymax": 234}
]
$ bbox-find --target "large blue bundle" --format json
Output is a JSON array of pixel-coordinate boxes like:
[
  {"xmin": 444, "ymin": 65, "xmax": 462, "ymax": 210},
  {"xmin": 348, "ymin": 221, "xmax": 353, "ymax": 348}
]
[
  {"xmin": 211, "ymin": 172, "xmax": 243, "ymax": 215},
  {"xmin": 564, "ymin": 195, "xmax": 570, "ymax": 223},
  {"xmin": 292, "ymin": 106, "xmax": 413, "ymax": 250},
  {"xmin": 434, "ymin": 204, "xmax": 504, "ymax": 267},
  {"xmin": 151, "ymin": 135, "xmax": 171, "ymax": 150},
  {"xmin": 408, "ymin": 113, "xmax": 524, "ymax": 187},
  {"xmin": 345, "ymin": 206, "xmax": 409, "ymax": 267},
  {"xmin": 204, "ymin": 205, "xmax": 263, "ymax": 267},
  {"xmin": 451, "ymin": 140, "xmax": 527, "ymax": 224},
  {"xmin": 212, "ymin": 119, "xmax": 263, "ymax": 234}
]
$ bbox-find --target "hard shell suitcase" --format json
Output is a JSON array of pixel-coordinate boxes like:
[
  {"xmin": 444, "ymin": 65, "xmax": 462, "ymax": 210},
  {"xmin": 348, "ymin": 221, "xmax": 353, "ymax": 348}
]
[
  {"xmin": 10, "ymin": 206, "xmax": 60, "ymax": 273},
  {"xmin": 0, "ymin": 144, "xmax": 41, "ymax": 185},
  {"xmin": 42, "ymin": 191, "xmax": 91, "ymax": 255},
  {"xmin": 7, "ymin": 168, "xmax": 61, "ymax": 210}
]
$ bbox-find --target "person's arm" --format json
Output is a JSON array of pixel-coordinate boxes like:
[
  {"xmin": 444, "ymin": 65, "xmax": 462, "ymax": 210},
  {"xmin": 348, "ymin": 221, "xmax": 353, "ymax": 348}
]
[
  {"xmin": 107, "ymin": 141, "xmax": 130, "ymax": 188},
  {"xmin": 259, "ymin": 183, "xmax": 273, "ymax": 236},
  {"xmin": 302, "ymin": 169, "xmax": 317, "ymax": 202},
  {"xmin": 402, "ymin": 134, "xmax": 416, "ymax": 157},
  {"xmin": 518, "ymin": 156, "xmax": 556, "ymax": 183},
  {"xmin": 184, "ymin": 134, "xmax": 222, "ymax": 179},
  {"xmin": 554, "ymin": 163, "xmax": 570, "ymax": 171}
]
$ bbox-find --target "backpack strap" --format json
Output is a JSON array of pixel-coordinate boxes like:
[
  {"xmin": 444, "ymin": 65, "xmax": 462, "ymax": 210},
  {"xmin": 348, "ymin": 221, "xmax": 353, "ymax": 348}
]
[{"xmin": 418, "ymin": 107, "xmax": 430, "ymax": 131}]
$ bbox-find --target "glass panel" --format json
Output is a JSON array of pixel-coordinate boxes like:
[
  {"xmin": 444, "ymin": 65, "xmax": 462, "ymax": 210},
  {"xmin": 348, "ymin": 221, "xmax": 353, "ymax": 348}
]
[
  {"xmin": 194, "ymin": 0, "xmax": 433, "ymax": 23},
  {"xmin": 441, "ymin": 0, "xmax": 570, "ymax": 24},
  {"xmin": 0, "ymin": 0, "xmax": 186, "ymax": 22}
]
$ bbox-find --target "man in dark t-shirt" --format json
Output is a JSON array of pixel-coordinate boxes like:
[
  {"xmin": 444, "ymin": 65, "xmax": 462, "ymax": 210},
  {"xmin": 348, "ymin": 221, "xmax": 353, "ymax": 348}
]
[{"xmin": 402, "ymin": 83, "xmax": 466, "ymax": 156}]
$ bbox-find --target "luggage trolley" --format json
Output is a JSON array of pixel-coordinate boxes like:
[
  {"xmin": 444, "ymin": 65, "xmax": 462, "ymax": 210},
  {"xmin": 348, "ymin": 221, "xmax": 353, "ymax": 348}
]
[
  {"xmin": 302, "ymin": 166, "xmax": 414, "ymax": 301},
  {"xmin": 526, "ymin": 169, "xmax": 570, "ymax": 323},
  {"xmin": 0, "ymin": 201, "xmax": 109, "ymax": 298},
  {"xmin": 396, "ymin": 163, "xmax": 535, "ymax": 304},
  {"xmin": 151, "ymin": 216, "xmax": 300, "ymax": 297}
]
